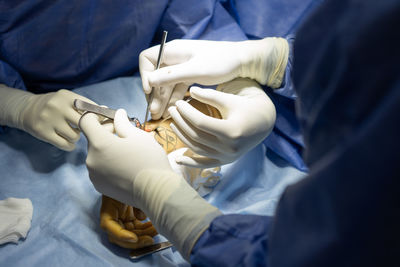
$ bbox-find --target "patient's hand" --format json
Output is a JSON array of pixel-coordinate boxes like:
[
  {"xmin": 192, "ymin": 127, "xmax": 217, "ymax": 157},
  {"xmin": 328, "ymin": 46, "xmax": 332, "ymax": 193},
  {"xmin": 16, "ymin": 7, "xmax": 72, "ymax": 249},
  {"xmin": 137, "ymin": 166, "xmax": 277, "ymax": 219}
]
[{"xmin": 100, "ymin": 195, "xmax": 158, "ymax": 249}]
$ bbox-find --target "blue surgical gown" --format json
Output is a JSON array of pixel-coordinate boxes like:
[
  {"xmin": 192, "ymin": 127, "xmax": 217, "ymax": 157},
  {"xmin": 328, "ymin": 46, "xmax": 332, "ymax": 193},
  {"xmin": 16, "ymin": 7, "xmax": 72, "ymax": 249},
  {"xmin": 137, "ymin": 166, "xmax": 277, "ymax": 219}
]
[
  {"xmin": 0, "ymin": 0, "xmax": 169, "ymax": 93},
  {"xmin": 0, "ymin": 0, "xmax": 319, "ymax": 172},
  {"xmin": 191, "ymin": 0, "xmax": 400, "ymax": 266}
]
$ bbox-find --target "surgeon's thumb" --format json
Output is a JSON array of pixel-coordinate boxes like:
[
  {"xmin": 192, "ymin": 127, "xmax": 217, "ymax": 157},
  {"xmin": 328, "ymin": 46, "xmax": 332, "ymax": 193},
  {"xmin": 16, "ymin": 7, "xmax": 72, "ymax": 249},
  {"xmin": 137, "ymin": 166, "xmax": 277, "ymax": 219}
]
[
  {"xmin": 79, "ymin": 112, "xmax": 111, "ymax": 144},
  {"xmin": 114, "ymin": 109, "xmax": 135, "ymax": 138}
]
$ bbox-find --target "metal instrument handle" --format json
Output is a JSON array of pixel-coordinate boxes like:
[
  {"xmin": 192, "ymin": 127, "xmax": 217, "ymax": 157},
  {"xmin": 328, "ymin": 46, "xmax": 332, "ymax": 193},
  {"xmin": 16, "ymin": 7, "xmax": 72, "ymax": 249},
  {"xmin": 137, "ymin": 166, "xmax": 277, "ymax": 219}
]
[{"xmin": 129, "ymin": 241, "xmax": 173, "ymax": 260}]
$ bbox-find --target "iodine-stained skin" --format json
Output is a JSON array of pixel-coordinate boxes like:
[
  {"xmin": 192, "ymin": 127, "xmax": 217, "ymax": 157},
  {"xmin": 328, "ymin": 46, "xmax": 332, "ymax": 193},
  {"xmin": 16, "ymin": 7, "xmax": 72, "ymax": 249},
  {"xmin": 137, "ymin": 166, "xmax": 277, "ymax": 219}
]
[{"xmin": 145, "ymin": 98, "xmax": 221, "ymax": 154}]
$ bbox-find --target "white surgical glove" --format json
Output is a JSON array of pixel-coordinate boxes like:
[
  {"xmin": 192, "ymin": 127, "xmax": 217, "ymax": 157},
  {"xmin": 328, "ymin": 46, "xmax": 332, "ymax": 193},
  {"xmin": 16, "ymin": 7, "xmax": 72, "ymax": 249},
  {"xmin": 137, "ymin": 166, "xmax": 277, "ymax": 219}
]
[
  {"xmin": 167, "ymin": 78, "xmax": 276, "ymax": 168},
  {"xmin": 139, "ymin": 37, "xmax": 288, "ymax": 119},
  {"xmin": 79, "ymin": 109, "xmax": 222, "ymax": 260},
  {"xmin": 0, "ymin": 84, "xmax": 96, "ymax": 151}
]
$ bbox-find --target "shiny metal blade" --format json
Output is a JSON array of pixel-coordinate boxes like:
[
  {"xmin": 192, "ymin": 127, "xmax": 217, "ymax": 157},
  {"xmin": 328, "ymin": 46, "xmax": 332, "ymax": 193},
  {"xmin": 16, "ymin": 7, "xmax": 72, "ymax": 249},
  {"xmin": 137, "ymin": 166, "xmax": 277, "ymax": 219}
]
[
  {"xmin": 74, "ymin": 99, "xmax": 116, "ymax": 119},
  {"xmin": 143, "ymin": 30, "xmax": 168, "ymax": 129},
  {"xmin": 129, "ymin": 241, "xmax": 173, "ymax": 260}
]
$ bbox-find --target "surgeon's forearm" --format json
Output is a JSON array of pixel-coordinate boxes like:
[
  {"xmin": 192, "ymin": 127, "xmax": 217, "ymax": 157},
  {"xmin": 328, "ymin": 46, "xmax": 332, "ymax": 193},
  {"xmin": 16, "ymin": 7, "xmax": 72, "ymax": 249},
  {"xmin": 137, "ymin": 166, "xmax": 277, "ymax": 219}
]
[
  {"xmin": 0, "ymin": 84, "xmax": 32, "ymax": 128},
  {"xmin": 240, "ymin": 37, "xmax": 289, "ymax": 89},
  {"xmin": 133, "ymin": 169, "xmax": 222, "ymax": 260},
  {"xmin": 191, "ymin": 214, "xmax": 272, "ymax": 266}
]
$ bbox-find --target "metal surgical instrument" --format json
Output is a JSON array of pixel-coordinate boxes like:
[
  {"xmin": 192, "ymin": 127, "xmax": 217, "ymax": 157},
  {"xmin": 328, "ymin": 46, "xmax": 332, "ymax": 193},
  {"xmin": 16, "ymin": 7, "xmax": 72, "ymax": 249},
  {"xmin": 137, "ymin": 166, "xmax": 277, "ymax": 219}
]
[
  {"xmin": 143, "ymin": 30, "xmax": 168, "ymax": 130},
  {"xmin": 129, "ymin": 241, "xmax": 173, "ymax": 260},
  {"xmin": 74, "ymin": 99, "xmax": 142, "ymax": 128}
]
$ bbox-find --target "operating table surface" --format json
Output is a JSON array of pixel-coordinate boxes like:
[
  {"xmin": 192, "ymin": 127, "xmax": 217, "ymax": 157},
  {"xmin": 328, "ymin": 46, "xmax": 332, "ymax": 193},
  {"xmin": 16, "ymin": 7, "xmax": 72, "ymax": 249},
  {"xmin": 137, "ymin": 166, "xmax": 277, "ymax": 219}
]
[{"xmin": 0, "ymin": 76, "xmax": 305, "ymax": 266}]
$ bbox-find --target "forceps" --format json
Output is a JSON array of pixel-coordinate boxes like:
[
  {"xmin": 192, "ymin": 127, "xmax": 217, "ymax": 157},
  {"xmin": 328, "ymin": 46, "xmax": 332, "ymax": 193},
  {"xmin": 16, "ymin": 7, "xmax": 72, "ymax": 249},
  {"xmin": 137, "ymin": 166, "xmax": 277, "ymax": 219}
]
[
  {"xmin": 143, "ymin": 30, "xmax": 168, "ymax": 130},
  {"xmin": 74, "ymin": 99, "xmax": 142, "ymax": 128}
]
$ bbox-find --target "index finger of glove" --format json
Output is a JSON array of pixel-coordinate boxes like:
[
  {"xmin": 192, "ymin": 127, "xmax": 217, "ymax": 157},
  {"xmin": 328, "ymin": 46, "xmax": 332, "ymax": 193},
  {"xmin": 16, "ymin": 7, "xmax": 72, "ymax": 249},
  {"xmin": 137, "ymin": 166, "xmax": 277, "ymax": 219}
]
[
  {"xmin": 139, "ymin": 47, "xmax": 157, "ymax": 94},
  {"xmin": 109, "ymin": 235, "xmax": 154, "ymax": 249},
  {"xmin": 79, "ymin": 112, "xmax": 114, "ymax": 145},
  {"xmin": 189, "ymin": 87, "xmax": 232, "ymax": 116},
  {"xmin": 140, "ymin": 43, "xmax": 190, "ymax": 93},
  {"xmin": 149, "ymin": 85, "xmax": 174, "ymax": 120},
  {"xmin": 102, "ymin": 217, "xmax": 139, "ymax": 242},
  {"xmin": 147, "ymin": 61, "xmax": 205, "ymax": 89},
  {"xmin": 133, "ymin": 207, "xmax": 147, "ymax": 221},
  {"xmin": 114, "ymin": 109, "xmax": 140, "ymax": 138},
  {"xmin": 174, "ymin": 100, "xmax": 227, "ymax": 138}
]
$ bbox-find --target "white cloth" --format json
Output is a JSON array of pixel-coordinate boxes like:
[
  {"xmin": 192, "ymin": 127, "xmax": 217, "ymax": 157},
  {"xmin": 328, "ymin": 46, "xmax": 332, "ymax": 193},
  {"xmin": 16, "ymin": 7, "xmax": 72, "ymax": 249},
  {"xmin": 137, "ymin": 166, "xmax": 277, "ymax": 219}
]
[
  {"xmin": 168, "ymin": 148, "xmax": 222, "ymax": 197},
  {"xmin": 0, "ymin": 198, "xmax": 33, "ymax": 245}
]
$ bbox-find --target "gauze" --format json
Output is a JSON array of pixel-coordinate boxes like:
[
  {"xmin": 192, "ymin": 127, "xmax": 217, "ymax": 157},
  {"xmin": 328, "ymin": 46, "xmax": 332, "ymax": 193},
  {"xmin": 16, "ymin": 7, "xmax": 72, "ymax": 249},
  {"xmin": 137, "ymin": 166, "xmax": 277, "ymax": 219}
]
[{"xmin": 0, "ymin": 198, "xmax": 33, "ymax": 245}]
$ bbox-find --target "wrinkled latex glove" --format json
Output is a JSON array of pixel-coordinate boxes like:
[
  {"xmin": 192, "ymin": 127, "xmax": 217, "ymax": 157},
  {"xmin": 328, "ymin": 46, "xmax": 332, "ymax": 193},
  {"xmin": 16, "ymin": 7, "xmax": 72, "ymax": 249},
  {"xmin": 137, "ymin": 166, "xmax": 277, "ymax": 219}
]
[
  {"xmin": 167, "ymin": 78, "xmax": 276, "ymax": 168},
  {"xmin": 0, "ymin": 85, "xmax": 96, "ymax": 151},
  {"xmin": 80, "ymin": 109, "xmax": 222, "ymax": 260},
  {"xmin": 100, "ymin": 195, "xmax": 157, "ymax": 249},
  {"xmin": 139, "ymin": 37, "xmax": 288, "ymax": 120}
]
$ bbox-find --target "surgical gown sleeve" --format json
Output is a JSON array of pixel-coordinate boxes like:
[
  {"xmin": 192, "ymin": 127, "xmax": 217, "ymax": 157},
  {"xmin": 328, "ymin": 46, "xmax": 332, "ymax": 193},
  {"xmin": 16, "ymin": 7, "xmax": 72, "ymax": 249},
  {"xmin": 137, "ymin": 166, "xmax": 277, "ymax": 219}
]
[
  {"xmin": 0, "ymin": 60, "xmax": 27, "ymax": 133},
  {"xmin": 0, "ymin": 60, "xmax": 26, "ymax": 91},
  {"xmin": 269, "ymin": 0, "xmax": 400, "ymax": 266},
  {"xmin": 190, "ymin": 214, "xmax": 271, "ymax": 266},
  {"xmin": 262, "ymin": 35, "xmax": 307, "ymax": 172},
  {"xmin": 191, "ymin": 0, "xmax": 400, "ymax": 266}
]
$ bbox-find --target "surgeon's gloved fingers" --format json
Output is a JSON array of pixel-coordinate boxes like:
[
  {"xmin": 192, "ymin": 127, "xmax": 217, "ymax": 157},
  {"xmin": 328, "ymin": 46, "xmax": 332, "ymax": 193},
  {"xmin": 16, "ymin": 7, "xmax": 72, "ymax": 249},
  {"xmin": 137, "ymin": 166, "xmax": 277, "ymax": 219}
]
[
  {"xmin": 57, "ymin": 124, "xmax": 81, "ymax": 143},
  {"xmin": 61, "ymin": 90, "xmax": 97, "ymax": 121},
  {"xmin": 169, "ymin": 108, "xmax": 231, "ymax": 153},
  {"xmin": 139, "ymin": 49, "xmax": 158, "ymax": 94},
  {"xmin": 140, "ymin": 43, "xmax": 190, "ymax": 93},
  {"xmin": 161, "ymin": 83, "xmax": 189, "ymax": 119},
  {"xmin": 175, "ymin": 154, "xmax": 221, "ymax": 168},
  {"xmin": 174, "ymin": 100, "xmax": 226, "ymax": 138},
  {"xmin": 168, "ymin": 106, "xmax": 210, "ymax": 139},
  {"xmin": 109, "ymin": 234, "xmax": 154, "ymax": 249},
  {"xmin": 150, "ymin": 84, "xmax": 174, "ymax": 120},
  {"xmin": 101, "ymin": 119, "xmax": 115, "ymax": 134},
  {"xmin": 66, "ymin": 109, "xmax": 85, "ymax": 129},
  {"xmin": 169, "ymin": 123, "xmax": 221, "ymax": 159},
  {"xmin": 46, "ymin": 132, "xmax": 76, "ymax": 151},
  {"xmin": 79, "ymin": 112, "xmax": 114, "ymax": 144},
  {"xmin": 102, "ymin": 219, "xmax": 139, "ymax": 242},
  {"xmin": 124, "ymin": 222, "xmax": 135, "ymax": 231},
  {"xmin": 147, "ymin": 61, "xmax": 197, "ymax": 89},
  {"xmin": 189, "ymin": 87, "xmax": 230, "ymax": 113},
  {"xmin": 113, "ymin": 109, "xmax": 138, "ymax": 138},
  {"xmin": 133, "ymin": 220, "xmax": 153, "ymax": 230},
  {"xmin": 123, "ymin": 206, "xmax": 134, "ymax": 222},
  {"xmin": 131, "ymin": 226, "xmax": 158, "ymax": 237},
  {"xmin": 119, "ymin": 204, "xmax": 129, "ymax": 221},
  {"xmin": 133, "ymin": 208, "xmax": 147, "ymax": 221}
]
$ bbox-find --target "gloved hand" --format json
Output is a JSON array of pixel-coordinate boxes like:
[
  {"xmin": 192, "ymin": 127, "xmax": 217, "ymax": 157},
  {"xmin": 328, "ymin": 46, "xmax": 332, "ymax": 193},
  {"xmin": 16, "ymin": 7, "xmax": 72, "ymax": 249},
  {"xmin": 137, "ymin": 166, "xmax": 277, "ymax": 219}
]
[
  {"xmin": 80, "ymin": 109, "xmax": 222, "ymax": 260},
  {"xmin": 0, "ymin": 84, "xmax": 96, "ymax": 151},
  {"xmin": 100, "ymin": 195, "xmax": 157, "ymax": 249},
  {"xmin": 167, "ymin": 78, "xmax": 276, "ymax": 168},
  {"xmin": 139, "ymin": 37, "xmax": 288, "ymax": 119}
]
